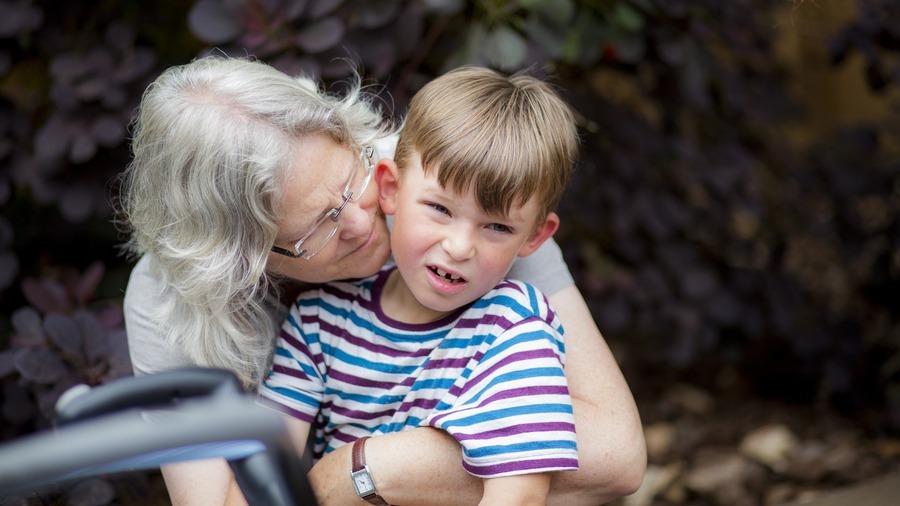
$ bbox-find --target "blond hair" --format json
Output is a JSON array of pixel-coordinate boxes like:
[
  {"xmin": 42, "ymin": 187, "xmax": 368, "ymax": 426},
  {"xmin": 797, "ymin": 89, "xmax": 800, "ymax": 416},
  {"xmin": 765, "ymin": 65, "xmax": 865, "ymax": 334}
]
[{"xmin": 395, "ymin": 66, "xmax": 578, "ymax": 221}]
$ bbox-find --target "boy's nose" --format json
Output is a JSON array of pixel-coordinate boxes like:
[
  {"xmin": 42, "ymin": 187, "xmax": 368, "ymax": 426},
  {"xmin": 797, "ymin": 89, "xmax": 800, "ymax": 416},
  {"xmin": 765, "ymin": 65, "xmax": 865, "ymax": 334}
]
[{"xmin": 441, "ymin": 229, "xmax": 475, "ymax": 262}]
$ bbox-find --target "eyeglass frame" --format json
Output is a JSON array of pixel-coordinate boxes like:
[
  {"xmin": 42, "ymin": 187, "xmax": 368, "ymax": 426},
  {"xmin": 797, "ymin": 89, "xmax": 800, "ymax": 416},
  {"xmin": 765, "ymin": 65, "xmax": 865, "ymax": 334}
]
[{"xmin": 270, "ymin": 145, "xmax": 376, "ymax": 260}]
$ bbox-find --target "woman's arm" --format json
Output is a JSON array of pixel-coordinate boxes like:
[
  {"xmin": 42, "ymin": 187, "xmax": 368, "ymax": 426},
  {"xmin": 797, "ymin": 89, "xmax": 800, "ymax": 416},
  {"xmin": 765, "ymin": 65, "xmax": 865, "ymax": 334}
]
[
  {"xmin": 546, "ymin": 285, "xmax": 646, "ymax": 505},
  {"xmin": 307, "ymin": 284, "xmax": 646, "ymax": 506},
  {"xmin": 480, "ymin": 474, "xmax": 551, "ymax": 506}
]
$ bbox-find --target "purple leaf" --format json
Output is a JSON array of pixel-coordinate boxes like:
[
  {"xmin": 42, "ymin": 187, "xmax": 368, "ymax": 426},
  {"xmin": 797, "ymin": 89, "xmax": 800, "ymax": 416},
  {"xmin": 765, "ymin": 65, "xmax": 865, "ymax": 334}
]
[
  {"xmin": 113, "ymin": 47, "xmax": 156, "ymax": 84},
  {"xmin": 0, "ymin": 350, "xmax": 15, "ymax": 378},
  {"xmin": 59, "ymin": 184, "xmax": 95, "ymax": 222},
  {"xmin": 75, "ymin": 76, "xmax": 110, "ymax": 102},
  {"xmin": 84, "ymin": 47, "xmax": 115, "ymax": 73},
  {"xmin": 105, "ymin": 329, "xmax": 133, "ymax": 381},
  {"xmin": 33, "ymin": 113, "xmax": 72, "ymax": 161},
  {"xmin": 10, "ymin": 306, "xmax": 45, "ymax": 346},
  {"xmin": 72, "ymin": 261, "xmax": 105, "ymax": 306},
  {"xmin": 77, "ymin": 310, "xmax": 109, "ymax": 366},
  {"xmin": 14, "ymin": 348, "xmax": 67, "ymax": 384},
  {"xmin": 90, "ymin": 303, "xmax": 125, "ymax": 331},
  {"xmin": 357, "ymin": 0, "xmax": 400, "ymax": 29},
  {"xmin": 50, "ymin": 53, "xmax": 87, "ymax": 82},
  {"xmin": 0, "ymin": 250, "xmax": 18, "ymax": 291},
  {"xmin": 0, "ymin": 1, "xmax": 42, "ymax": 37},
  {"xmin": 189, "ymin": 0, "xmax": 244, "ymax": 44},
  {"xmin": 308, "ymin": 0, "xmax": 342, "ymax": 19},
  {"xmin": 90, "ymin": 115, "xmax": 125, "ymax": 148},
  {"xmin": 68, "ymin": 133, "xmax": 97, "ymax": 164},
  {"xmin": 22, "ymin": 277, "xmax": 70, "ymax": 314},
  {"xmin": 296, "ymin": 17, "xmax": 344, "ymax": 53},
  {"xmin": 44, "ymin": 312, "xmax": 84, "ymax": 363},
  {"xmin": 104, "ymin": 20, "xmax": 136, "ymax": 53}
]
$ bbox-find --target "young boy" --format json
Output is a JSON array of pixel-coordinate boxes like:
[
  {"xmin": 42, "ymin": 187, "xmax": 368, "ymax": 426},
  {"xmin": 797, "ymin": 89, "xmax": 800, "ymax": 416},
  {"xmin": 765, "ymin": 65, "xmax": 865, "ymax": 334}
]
[{"xmin": 259, "ymin": 66, "xmax": 580, "ymax": 505}]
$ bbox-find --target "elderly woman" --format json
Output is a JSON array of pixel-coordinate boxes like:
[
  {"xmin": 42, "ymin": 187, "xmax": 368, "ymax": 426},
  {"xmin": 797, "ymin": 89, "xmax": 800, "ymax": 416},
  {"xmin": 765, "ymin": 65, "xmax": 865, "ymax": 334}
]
[{"xmin": 119, "ymin": 56, "xmax": 645, "ymax": 506}]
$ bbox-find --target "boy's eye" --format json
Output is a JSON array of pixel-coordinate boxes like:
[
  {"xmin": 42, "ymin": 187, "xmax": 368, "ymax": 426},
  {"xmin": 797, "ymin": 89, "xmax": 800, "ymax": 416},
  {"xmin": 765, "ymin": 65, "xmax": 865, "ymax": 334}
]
[
  {"xmin": 488, "ymin": 223, "xmax": 513, "ymax": 234},
  {"xmin": 427, "ymin": 202, "xmax": 450, "ymax": 215}
]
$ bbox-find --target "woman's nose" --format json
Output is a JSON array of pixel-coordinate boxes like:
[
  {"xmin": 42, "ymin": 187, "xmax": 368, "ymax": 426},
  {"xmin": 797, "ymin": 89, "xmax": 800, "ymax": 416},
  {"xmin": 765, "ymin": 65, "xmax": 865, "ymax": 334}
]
[{"xmin": 336, "ymin": 200, "xmax": 372, "ymax": 240}]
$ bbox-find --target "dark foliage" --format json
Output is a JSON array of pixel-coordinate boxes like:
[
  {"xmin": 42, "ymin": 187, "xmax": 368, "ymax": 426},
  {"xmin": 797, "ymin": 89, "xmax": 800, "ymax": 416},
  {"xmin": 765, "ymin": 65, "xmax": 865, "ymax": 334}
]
[{"xmin": 0, "ymin": 0, "xmax": 898, "ymax": 503}]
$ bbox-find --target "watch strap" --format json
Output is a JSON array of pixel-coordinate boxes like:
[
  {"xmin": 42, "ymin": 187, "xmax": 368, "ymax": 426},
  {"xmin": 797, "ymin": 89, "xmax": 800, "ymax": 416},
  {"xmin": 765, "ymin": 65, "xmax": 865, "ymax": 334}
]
[{"xmin": 351, "ymin": 437, "xmax": 388, "ymax": 505}]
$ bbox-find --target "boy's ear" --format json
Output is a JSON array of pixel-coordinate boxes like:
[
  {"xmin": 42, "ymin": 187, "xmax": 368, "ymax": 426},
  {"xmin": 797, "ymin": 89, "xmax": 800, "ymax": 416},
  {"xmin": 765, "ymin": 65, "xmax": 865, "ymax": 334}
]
[
  {"xmin": 518, "ymin": 212, "xmax": 559, "ymax": 258},
  {"xmin": 375, "ymin": 158, "xmax": 401, "ymax": 215}
]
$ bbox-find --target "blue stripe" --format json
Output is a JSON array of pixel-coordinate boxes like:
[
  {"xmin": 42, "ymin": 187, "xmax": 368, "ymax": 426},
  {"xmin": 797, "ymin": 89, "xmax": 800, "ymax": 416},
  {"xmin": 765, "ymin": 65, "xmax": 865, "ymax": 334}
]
[
  {"xmin": 464, "ymin": 367, "xmax": 566, "ymax": 405},
  {"xmin": 268, "ymin": 385, "xmax": 319, "ymax": 409},
  {"xmin": 320, "ymin": 343, "xmax": 422, "ymax": 375},
  {"xmin": 464, "ymin": 439, "xmax": 578, "ymax": 458},
  {"xmin": 438, "ymin": 403, "xmax": 574, "ymax": 429},
  {"xmin": 274, "ymin": 346, "xmax": 319, "ymax": 378},
  {"xmin": 480, "ymin": 330, "xmax": 558, "ymax": 363},
  {"xmin": 313, "ymin": 297, "xmax": 451, "ymax": 343}
]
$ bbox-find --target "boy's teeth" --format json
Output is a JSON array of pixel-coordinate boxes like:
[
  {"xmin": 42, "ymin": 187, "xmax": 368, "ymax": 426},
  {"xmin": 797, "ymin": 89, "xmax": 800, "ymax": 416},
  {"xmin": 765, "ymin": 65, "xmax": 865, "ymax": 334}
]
[{"xmin": 434, "ymin": 267, "xmax": 462, "ymax": 282}]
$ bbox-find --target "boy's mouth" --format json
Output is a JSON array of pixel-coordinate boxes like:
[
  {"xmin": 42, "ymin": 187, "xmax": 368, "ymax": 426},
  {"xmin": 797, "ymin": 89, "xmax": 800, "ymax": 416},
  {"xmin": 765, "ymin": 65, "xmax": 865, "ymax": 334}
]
[{"xmin": 429, "ymin": 266, "xmax": 466, "ymax": 284}]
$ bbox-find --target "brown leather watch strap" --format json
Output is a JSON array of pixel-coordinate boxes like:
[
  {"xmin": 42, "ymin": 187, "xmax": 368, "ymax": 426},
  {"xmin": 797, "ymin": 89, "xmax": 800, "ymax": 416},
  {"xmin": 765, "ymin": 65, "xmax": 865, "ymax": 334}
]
[
  {"xmin": 351, "ymin": 437, "xmax": 388, "ymax": 505},
  {"xmin": 351, "ymin": 436, "xmax": 369, "ymax": 471}
]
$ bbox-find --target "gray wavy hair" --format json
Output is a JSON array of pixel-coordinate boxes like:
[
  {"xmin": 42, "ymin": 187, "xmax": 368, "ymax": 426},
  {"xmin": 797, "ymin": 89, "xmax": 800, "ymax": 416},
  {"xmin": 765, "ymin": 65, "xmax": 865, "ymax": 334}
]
[{"xmin": 118, "ymin": 55, "xmax": 389, "ymax": 388}]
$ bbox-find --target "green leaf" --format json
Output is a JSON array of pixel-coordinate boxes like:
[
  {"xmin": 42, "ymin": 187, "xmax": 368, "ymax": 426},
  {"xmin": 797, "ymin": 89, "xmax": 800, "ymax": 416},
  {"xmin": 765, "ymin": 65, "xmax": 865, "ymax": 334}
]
[
  {"xmin": 483, "ymin": 25, "xmax": 528, "ymax": 71},
  {"xmin": 522, "ymin": 0, "xmax": 574, "ymax": 29},
  {"xmin": 613, "ymin": 2, "xmax": 645, "ymax": 33}
]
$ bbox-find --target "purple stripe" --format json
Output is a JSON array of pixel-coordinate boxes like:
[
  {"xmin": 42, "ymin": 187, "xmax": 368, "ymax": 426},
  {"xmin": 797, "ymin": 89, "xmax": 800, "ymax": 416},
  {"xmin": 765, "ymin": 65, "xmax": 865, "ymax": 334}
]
[
  {"xmin": 396, "ymin": 396, "xmax": 441, "ymax": 414},
  {"xmin": 429, "ymin": 385, "xmax": 569, "ymax": 427},
  {"xmin": 451, "ymin": 421, "xmax": 576, "ymax": 441},
  {"xmin": 280, "ymin": 328, "xmax": 324, "ymax": 368},
  {"xmin": 428, "ymin": 384, "xmax": 570, "ymax": 426},
  {"xmin": 317, "ymin": 318, "xmax": 434, "ymax": 358},
  {"xmin": 463, "ymin": 457, "xmax": 579, "ymax": 477},
  {"xmin": 328, "ymin": 368, "xmax": 410, "ymax": 390},
  {"xmin": 461, "ymin": 348, "xmax": 560, "ymax": 396},
  {"xmin": 329, "ymin": 404, "xmax": 396, "ymax": 421},
  {"xmin": 424, "ymin": 356, "xmax": 471, "ymax": 371},
  {"xmin": 272, "ymin": 363, "xmax": 309, "ymax": 380},
  {"xmin": 455, "ymin": 313, "xmax": 514, "ymax": 331}
]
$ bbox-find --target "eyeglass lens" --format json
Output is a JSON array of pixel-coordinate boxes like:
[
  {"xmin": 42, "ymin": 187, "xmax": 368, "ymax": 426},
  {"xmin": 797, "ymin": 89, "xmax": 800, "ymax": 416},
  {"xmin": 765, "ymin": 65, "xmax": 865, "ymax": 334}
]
[{"xmin": 293, "ymin": 147, "xmax": 373, "ymax": 258}]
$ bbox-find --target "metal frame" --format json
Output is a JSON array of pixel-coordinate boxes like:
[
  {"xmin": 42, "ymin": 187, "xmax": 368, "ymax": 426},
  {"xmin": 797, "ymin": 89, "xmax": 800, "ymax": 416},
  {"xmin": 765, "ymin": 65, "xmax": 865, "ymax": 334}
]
[{"xmin": 0, "ymin": 368, "xmax": 317, "ymax": 505}]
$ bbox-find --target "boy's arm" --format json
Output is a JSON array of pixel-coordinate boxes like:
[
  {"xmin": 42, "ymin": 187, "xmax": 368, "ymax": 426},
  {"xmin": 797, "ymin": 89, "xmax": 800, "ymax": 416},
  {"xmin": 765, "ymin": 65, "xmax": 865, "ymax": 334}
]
[{"xmin": 480, "ymin": 474, "xmax": 551, "ymax": 506}]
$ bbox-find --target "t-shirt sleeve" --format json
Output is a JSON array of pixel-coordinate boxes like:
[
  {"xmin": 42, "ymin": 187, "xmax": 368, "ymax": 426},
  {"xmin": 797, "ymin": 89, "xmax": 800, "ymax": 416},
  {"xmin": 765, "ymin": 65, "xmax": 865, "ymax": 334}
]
[
  {"xmin": 425, "ymin": 297, "xmax": 578, "ymax": 478},
  {"xmin": 507, "ymin": 238, "xmax": 574, "ymax": 296},
  {"xmin": 124, "ymin": 255, "xmax": 189, "ymax": 377},
  {"xmin": 257, "ymin": 300, "xmax": 325, "ymax": 423}
]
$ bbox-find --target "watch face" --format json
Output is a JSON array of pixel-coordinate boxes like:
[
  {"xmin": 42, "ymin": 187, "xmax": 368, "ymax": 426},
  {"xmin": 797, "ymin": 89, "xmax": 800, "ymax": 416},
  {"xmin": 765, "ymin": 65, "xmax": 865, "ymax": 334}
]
[{"xmin": 351, "ymin": 468, "xmax": 375, "ymax": 495}]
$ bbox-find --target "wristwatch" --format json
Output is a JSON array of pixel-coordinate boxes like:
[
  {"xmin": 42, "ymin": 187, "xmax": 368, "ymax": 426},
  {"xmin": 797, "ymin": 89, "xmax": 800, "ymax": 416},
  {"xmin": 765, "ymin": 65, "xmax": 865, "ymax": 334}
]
[{"xmin": 350, "ymin": 437, "xmax": 388, "ymax": 505}]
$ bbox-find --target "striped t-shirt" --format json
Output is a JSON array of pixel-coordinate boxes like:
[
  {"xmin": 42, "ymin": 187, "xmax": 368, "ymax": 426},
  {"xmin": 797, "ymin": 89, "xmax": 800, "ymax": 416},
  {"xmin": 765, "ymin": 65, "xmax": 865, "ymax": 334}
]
[{"xmin": 258, "ymin": 267, "xmax": 578, "ymax": 478}]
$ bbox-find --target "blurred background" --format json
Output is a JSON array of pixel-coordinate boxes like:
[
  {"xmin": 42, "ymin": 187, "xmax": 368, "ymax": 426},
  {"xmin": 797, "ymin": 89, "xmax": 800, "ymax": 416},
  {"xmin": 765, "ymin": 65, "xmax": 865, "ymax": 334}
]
[{"xmin": 0, "ymin": 0, "xmax": 897, "ymax": 505}]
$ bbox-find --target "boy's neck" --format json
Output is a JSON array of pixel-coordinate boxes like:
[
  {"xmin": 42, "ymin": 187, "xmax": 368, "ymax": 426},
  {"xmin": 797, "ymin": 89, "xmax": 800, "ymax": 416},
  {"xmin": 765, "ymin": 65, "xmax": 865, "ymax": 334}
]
[{"xmin": 380, "ymin": 268, "xmax": 455, "ymax": 324}]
